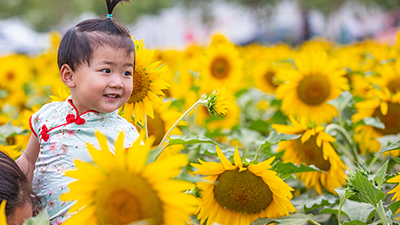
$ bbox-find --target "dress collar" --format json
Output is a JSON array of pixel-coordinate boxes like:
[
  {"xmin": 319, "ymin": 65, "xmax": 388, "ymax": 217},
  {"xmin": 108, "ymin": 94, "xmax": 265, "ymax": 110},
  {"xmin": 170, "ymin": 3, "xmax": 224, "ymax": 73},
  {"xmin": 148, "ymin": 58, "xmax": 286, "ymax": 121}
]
[{"xmin": 66, "ymin": 96, "xmax": 118, "ymax": 118}]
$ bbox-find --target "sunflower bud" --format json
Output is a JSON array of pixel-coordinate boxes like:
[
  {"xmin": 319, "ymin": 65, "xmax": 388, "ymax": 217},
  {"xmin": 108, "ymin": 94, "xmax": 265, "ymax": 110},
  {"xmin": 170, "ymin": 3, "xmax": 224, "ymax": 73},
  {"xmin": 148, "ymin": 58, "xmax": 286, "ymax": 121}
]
[{"xmin": 202, "ymin": 88, "xmax": 228, "ymax": 116}]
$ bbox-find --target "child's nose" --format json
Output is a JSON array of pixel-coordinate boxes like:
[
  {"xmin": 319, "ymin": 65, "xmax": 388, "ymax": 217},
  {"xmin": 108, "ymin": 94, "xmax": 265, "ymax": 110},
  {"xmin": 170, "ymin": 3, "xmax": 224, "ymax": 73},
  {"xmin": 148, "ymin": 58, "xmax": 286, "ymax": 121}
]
[{"xmin": 109, "ymin": 75, "xmax": 123, "ymax": 88}]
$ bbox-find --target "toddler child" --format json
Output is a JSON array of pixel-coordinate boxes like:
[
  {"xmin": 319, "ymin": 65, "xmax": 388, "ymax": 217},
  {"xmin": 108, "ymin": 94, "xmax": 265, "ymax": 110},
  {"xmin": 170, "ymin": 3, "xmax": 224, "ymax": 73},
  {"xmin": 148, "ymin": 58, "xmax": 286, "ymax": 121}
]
[
  {"xmin": 16, "ymin": 0, "xmax": 139, "ymax": 223},
  {"xmin": 0, "ymin": 151, "xmax": 35, "ymax": 225}
]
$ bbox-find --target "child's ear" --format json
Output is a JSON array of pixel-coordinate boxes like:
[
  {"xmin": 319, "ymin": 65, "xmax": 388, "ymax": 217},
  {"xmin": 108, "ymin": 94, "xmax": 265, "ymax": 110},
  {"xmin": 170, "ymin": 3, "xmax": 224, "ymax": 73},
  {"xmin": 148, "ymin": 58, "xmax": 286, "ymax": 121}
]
[{"xmin": 60, "ymin": 64, "xmax": 76, "ymax": 88}]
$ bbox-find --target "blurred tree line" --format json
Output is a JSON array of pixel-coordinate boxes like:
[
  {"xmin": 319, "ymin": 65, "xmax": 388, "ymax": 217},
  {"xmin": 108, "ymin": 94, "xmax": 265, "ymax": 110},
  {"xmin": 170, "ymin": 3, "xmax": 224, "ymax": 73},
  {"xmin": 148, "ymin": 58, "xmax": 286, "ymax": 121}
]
[{"xmin": 0, "ymin": 0, "xmax": 399, "ymax": 40}]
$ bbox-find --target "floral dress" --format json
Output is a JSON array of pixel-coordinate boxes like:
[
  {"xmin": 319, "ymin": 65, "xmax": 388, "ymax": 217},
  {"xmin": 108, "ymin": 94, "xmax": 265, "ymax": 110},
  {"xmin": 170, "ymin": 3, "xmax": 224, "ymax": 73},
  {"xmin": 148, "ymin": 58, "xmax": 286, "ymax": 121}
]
[{"xmin": 30, "ymin": 97, "xmax": 139, "ymax": 224}]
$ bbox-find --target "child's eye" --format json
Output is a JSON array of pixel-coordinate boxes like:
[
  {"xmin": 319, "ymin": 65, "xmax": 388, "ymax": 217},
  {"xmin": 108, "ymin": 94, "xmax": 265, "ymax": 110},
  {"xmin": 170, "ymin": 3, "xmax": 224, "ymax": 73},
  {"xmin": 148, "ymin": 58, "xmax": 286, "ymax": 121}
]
[
  {"xmin": 102, "ymin": 69, "xmax": 111, "ymax": 73},
  {"xmin": 124, "ymin": 71, "xmax": 132, "ymax": 76}
]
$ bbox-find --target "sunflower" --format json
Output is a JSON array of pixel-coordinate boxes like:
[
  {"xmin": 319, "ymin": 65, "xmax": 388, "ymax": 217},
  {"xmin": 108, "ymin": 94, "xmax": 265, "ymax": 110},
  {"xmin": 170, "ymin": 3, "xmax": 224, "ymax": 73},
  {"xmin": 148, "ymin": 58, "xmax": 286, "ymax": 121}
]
[
  {"xmin": 387, "ymin": 173, "xmax": 400, "ymax": 220},
  {"xmin": 196, "ymin": 89, "xmax": 239, "ymax": 131},
  {"xmin": 373, "ymin": 58, "xmax": 400, "ymax": 94},
  {"xmin": 49, "ymin": 86, "xmax": 71, "ymax": 102},
  {"xmin": 275, "ymin": 51, "xmax": 349, "ymax": 124},
  {"xmin": 191, "ymin": 145, "xmax": 295, "ymax": 225},
  {"xmin": 0, "ymin": 54, "xmax": 31, "ymax": 92},
  {"xmin": 0, "ymin": 145, "xmax": 21, "ymax": 160},
  {"xmin": 352, "ymin": 88, "xmax": 400, "ymax": 156},
  {"xmin": 0, "ymin": 200, "xmax": 6, "ymax": 225},
  {"xmin": 272, "ymin": 116, "xmax": 347, "ymax": 194},
  {"xmin": 199, "ymin": 42, "xmax": 244, "ymax": 93},
  {"xmin": 60, "ymin": 131, "xmax": 197, "ymax": 225},
  {"xmin": 122, "ymin": 38, "xmax": 170, "ymax": 125},
  {"xmin": 253, "ymin": 62, "xmax": 283, "ymax": 94}
]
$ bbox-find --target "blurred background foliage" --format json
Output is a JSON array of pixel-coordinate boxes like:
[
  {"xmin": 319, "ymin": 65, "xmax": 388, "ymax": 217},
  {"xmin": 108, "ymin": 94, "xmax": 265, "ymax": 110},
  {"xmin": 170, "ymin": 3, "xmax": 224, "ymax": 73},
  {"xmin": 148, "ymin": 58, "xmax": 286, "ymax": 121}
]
[{"xmin": 1, "ymin": 0, "xmax": 400, "ymax": 32}]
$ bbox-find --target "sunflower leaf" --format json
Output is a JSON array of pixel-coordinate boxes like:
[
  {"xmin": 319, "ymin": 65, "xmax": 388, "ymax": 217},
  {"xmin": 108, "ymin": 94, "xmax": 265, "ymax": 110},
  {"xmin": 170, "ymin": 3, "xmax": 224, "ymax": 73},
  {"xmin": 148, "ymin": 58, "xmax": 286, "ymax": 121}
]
[
  {"xmin": 390, "ymin": 200, "xmax": 400, "ymax": 217},
  {"xmin": 168, "ymin": 135, "xmax": 218, "ymax": 145},
  {"xmin": 362, "ymin": 117, "xmax": 385, "ymax": 129},
  {"xmin": 259, "ymin": 131, "xmax": 301, "ymax": 149},
  {"xmin": 320, "ymin": 199, "xmax": 375, "ymax": 222},
  {"xmin": 250, "ymin": 212, "xmax": 314, "ymax": 225},
  {"xmin": 341, "ymin": 220, "xmax": 366, "ymax": 225},
  {"xmin": 390, "ymin": 156, "xmax": 400, "ymax": 165},
  {"xmin": 373, "ymin": 160, "xmax": 389, "ymax": 188},
  {"xmin": 377, "ymin": 140, "xmax": 400, "ymax": 155},
  {"xmin": 272, "ymin": 161, "xmax": 324, "ymax": 178},
  {"xmin": 355, "ymin": 172, "xmax": 385, "ymax": 207}
]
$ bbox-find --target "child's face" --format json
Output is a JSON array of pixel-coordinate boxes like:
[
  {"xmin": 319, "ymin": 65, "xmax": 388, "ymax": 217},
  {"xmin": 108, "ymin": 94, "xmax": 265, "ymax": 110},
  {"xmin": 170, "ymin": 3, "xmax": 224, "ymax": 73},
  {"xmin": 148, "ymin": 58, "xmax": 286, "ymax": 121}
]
[{"xmin": 70, "ymin": 46, "xmax": 134, "ymax": 113}]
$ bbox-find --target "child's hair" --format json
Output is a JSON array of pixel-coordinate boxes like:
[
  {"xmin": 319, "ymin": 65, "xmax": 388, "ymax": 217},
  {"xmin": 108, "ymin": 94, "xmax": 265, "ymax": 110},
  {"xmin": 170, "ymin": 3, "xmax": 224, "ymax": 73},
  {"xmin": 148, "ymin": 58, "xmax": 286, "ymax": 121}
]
[
  {"xmin": 57, "ymin": 0, "xmax": 135, "ymax": 71},
  {"xmin": 0, "ymin": 151, "xmax": 35, "ymax": 217}
]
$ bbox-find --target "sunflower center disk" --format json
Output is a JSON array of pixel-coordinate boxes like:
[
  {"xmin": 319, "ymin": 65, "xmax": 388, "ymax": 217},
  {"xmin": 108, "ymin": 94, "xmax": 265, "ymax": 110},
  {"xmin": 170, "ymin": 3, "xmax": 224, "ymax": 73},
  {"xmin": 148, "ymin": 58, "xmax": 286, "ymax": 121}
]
[
  {"xmin": 388, "ymin": 80, "xmax": 400, "ymax": 94},
  {"xmin": 213, "ymin": 169, "xmax": 273, "ymax": 214},
  {"xmin": 211, "ymin": 57, "xmax": 230, "ymax": 79},
  {"xmin": 128, "ymin": 67, "xmax": 150, "ymax": 104},
  {"xmin": 297, "ymin": 75, "xmax": 330, "ymax": 105},
  {"xmin": 96, "ymin": 172, "xmax": 163, "ymax": 225},
  {"xmin": 373, "ymin": 102, "xmax": 400, "ymax": 135},
  {"xmin": 264, "ymin": 71, "xmax": 278, "ymax": 88},
  {"xmin": 6, "ymin": 72, "xmax": 15, "ymax": 81},
  {"xmin": 294, "ymin": 136, "xmax": 331, "ymax": 171},
  {"xmin": 147, "ymin": 111, "xmax": 166, "ymax": 146}
]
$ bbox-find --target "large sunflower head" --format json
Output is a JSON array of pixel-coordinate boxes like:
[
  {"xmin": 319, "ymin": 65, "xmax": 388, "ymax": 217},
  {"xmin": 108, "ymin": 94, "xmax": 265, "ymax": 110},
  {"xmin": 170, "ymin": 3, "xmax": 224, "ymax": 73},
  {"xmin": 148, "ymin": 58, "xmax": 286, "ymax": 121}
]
[
  {"xmin": 200, "ymin": 42, "xmax": 244, "ymax": 93},
  {"xmin": 272, "ymin": 116, "xmax": 347, "ymax": 194},
  {"xmin": 122, "ymin": 38, "xmax": 170, "ymax": 125},
  {"xmin": 275, "ymin": 51, "xmax": 349, "ymax": 124},
  {"xmin": 374, "ymin": 58, "xmax": 400, "ymax": 94},
  {"xmin": 352, "ymin": 88, "xmax": 400, "ymax": 155},
  {"xmin": 191, "ymin": 145, "xmax": 295, "ymax": 225},
  {"xmin": 60, "ymin": 131, "xmax": 197, "ymax": 225}
]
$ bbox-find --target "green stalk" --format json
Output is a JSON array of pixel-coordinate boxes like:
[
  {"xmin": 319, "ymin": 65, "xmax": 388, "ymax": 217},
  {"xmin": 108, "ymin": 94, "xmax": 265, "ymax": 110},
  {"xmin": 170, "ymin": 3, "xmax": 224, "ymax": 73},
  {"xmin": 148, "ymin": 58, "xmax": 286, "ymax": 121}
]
[
  {"xmin": 308, "ymin": 219, "xmax": 322, "ymax": 225},
  {"xmin": 325, "ymin": 124, "xmax": 359, "ymax": 165},
  {"xmin": 377, "ymin": 200, "xmax": 389, "ymax": 225},
  {"xmin": 154, "ymin": 99, "xmax": 206, "ymax": 160}
]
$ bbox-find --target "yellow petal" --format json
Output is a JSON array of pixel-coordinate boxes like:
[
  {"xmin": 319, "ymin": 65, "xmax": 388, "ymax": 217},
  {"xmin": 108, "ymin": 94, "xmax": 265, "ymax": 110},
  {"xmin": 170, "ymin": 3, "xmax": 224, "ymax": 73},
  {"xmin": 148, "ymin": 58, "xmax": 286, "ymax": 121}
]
[
  {"xmin": 381, "ymin": 101, "xmax": 388, "ymax": 116},
  {"xmin": 216, "ymin": 145, "xmax": 236, "ymax": 170}
]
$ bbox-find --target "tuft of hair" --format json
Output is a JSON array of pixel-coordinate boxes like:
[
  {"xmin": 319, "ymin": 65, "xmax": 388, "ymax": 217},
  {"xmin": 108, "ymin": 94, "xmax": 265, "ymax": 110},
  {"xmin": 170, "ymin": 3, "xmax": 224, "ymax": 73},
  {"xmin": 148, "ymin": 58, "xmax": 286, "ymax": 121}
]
[
  {"xmin": 57, "ymin": 0, "xmax": 134, "ymax": 71},
  {"xmin": 106, "ymin": 0, "xmax": 131, "ymax": 15}
]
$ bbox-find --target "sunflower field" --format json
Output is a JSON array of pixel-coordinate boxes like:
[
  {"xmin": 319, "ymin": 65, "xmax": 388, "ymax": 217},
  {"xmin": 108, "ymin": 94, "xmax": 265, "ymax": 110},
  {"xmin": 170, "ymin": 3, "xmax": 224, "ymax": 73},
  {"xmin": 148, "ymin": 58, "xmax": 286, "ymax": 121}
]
[{"xmin": 3, "ymin": 30, "xmax": 400, "ymax": 225}]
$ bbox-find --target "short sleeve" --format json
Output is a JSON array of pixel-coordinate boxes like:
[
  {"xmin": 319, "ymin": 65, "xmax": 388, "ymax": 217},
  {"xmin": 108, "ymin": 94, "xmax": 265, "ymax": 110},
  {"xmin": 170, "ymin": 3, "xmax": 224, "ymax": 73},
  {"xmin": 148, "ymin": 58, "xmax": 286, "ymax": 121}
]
[{"xmin": 29, "ymin": 106, "xmax": 45, "ymax": 138}]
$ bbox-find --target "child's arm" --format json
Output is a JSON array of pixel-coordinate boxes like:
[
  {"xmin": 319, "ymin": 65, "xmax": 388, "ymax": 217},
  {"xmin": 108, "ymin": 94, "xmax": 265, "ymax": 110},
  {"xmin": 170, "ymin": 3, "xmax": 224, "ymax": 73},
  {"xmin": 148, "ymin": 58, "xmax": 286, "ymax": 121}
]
[{"xmin": 16, "ymin": 134, "xmax": 39, "ymax": 183}]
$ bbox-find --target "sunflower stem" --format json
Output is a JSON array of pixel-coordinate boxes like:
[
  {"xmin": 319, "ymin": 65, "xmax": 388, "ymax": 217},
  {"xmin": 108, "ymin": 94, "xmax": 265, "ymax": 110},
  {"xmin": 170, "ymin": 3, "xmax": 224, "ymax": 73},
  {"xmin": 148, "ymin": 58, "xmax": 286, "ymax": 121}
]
[
  {"xmin": 154, "ymin": 99, "xmax": 206, "ymax": 160},
  {"xmin": 308, "ymin": 219, "xmax": 322, "ymax": 225},
  {"xmin": 325, "ymin": 123, "xmax": 359, "ymax": 165},
  {"xmin": 377, "ymin": 200, "xmax": 389, "ymax": 225},
  {"xmin": 144, "ymin": 115, "xmax": 148, "ymax": 140}
]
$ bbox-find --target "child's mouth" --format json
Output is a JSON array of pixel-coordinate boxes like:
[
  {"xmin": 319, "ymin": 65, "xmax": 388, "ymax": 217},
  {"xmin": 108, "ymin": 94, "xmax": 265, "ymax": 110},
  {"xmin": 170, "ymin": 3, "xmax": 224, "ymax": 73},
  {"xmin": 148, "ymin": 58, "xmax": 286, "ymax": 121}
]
[{"xmin": 105, "ymin": 94, "xmax": 119, "ymax": 99}]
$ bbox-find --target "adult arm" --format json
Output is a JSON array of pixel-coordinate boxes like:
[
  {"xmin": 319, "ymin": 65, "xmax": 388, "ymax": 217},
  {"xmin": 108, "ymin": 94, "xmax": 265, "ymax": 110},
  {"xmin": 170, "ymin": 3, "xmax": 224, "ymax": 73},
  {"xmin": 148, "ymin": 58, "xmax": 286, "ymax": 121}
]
[{"xmin": 16, "ymin": 134, "xmax": 39, "ymax": 183}]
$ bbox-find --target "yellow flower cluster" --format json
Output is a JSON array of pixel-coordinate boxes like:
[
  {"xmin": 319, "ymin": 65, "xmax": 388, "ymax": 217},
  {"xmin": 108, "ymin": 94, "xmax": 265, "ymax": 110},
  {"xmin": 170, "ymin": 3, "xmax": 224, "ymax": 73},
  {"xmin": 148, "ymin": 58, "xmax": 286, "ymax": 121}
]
[{"xmin": 4, "ymin": 30, "xmax": 400, "ymax": 224}]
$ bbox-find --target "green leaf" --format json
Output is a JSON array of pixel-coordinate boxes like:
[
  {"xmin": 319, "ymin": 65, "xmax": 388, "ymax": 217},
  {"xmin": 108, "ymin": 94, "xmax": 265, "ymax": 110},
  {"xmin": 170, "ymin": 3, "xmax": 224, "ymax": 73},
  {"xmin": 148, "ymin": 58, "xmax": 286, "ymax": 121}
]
[
  {"xmin": 320, "ymin": 199, "xmax": 375, "ymax": 221},
  {"xmin": 250, "ymin": 212, "xmax": 314, "ymax": 225},
  {"xmin": 341, "ymin": 220, "xmax": 366, "ymax": 225},
  {"xmin": 248, "ymin": 119, "xmax": 270, "ymax": 133},
  {"xmin": 390, "ymin": 156, "xmax": 400, "ymax": 165},
  {"xmin": 378, "ymin": 141, "xmax": 400, "ymax": 155},
  {"xmin": 362, "ymin": 117, "xmax": 385, "ymax": 129},
  {"xmin": 355, "ymin": 172, "xmax": 385, "ymax": 206},
  {"xmin": 168, "ymin": 135, "xmax": 217, "ymax": 145},
  {"xmin": 272, "ymin": 161, "xmax": 324, "ymax": 178},
  {"xmin": 23, "ymin": 209, "xmax": 50, "ymax": 225},
  {"xmin": 303, "ymin": 194, "xmax": 337, "ymax": 211},
  {"xmin": 390, "ymin": 201, "xmax": 400, "ymax": 216},
  {"xmin": 259, "ymin": 131, "xmax": 301, "ymax": 149},
  {"xmin": 319, "ymin": 208, "xmax": 350, "ymax": 219},
  {"xmin": 373, "ymin": 160, "xmax": 389, "ymax": 188}
]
